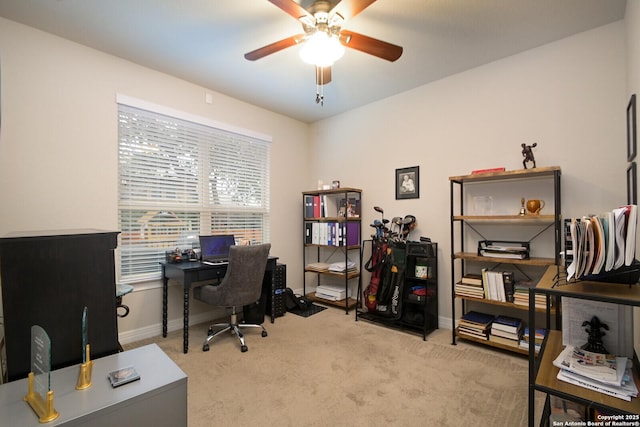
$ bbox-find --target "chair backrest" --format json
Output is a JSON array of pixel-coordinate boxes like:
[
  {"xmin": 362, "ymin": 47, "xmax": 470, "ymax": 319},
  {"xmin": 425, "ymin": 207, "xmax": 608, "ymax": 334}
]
[{"xmin": 218, "ymin": 243, "xmax": 271, "ymax": 307}]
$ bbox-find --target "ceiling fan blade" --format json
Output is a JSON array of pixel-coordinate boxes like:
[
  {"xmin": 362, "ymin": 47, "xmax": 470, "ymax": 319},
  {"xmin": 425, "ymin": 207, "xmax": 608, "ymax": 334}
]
[
  {"xmin": 244, "ymin": 34, "xmax": 305, "ymax": 61},
  {"xmin": 316, "ymin": 66, "xmax": 332, "ymax": 85},
  {"xmin": 339, "ymin": 30, "xmax": 403, "ymax": 62},
  {"xmin": 330, "ymin": 0, "xmax": 376, "ymax": 21},
  {"xmin": 268, "ymin": 0, "xmax": 314, "ymax": 23}
]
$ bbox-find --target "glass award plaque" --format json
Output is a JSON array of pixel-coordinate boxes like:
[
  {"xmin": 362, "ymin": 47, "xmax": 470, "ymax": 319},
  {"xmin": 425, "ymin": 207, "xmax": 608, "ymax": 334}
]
[
  {"xmin": 24, "ymin": 325, "xmax": 59, "ymax": 422},
  {"xmin": 76, "ymin": 306, "xmax": 93, "ymax": 390}
]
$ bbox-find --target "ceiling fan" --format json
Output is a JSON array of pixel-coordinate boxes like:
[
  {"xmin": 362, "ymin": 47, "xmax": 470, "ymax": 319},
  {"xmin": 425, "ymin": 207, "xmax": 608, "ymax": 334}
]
[{"xmin": 244, "ymin": 0, "xmax": 403, "ymax": 105}]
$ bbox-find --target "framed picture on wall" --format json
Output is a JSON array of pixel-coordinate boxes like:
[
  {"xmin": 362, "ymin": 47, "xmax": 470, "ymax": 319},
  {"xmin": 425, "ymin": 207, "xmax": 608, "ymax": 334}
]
[
  {"xmin": 627, "ymin": 162, "xmax": 636, "ymax": 205},
  {"xmin": 627, "ymin": 94, "xmax": 636, "ymax": 162},
  {"xmin": 396, "ymin": 166, "xmax": 419, "ymax": 200}
]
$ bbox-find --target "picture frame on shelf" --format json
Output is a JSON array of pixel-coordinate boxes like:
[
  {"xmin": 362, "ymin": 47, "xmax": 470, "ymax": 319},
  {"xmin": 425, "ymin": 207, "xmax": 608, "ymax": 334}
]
[
  {"xmin": 396, "ymin": 166, "xmax": 419, "ymax": 200},
  {"xmin": 627, "ymin": 94, "xmax": 636, "ymax": 162},
  {"xmin": 627, "ymin": 162, "xmax": 637, "ymax": 205}
]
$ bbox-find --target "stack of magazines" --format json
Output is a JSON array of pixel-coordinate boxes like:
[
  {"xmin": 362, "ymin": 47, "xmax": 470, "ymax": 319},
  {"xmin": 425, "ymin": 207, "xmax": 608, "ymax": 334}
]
[
  {"xmin": 564, "ymin": 205, "xmax": 637, "ymax": 281},
  {"xmin": 552, "ymin": 345, "xmax": 638, "ymax": 401}
]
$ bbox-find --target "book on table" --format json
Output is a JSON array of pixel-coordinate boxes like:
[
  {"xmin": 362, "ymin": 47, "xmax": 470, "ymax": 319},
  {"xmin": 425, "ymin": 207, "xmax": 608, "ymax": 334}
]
[{"xmin": 108, "ymin": 365, "xmax": 140, "ymax": 388}]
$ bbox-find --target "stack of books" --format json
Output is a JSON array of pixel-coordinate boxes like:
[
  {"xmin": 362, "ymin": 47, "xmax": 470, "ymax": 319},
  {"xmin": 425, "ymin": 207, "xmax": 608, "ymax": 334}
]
[
  {"xmin": 481, "ymin": 269, "xmax": 515, "ymax": 302},
  {"xmin": 488, "ymin": 315, "xmax": 522, "ymax": 348},
  {"xmin": 553, "ymin": 346, "xmax": 638, "ymax": 401},
  {"xmin": 513, "ymin": 280, "xmax": 547, "ymax": 309},
  {"xmin": 457, "ymin": 311, "xmax": 494, "ymax": 341},
  {"xmin": 518, "ymin": 327, "xmax": 546, "ymax": 353},
  {"xmin": 454, "ymin": 274, "xmax": 484, "ymax": 299}
]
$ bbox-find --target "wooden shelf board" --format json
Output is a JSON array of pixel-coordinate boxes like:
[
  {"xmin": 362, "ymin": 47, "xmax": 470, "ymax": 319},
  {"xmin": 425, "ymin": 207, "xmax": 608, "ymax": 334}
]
[
  {"xmin": 454, "ymin": 294, "xmax": 552, "ymax": 313},
  {"xmin": 535, "ymin": 331, "xmax": 640, "ymax": 414},
  {"xmin": 453, "ymin": 252, "xmax": 556, "ymax": 266},
  {"xmin": 307, "ymin": 292, "xmax": 357, "ymax": 309},
  {"xmin": 453, "ymin": 214, "xmax": 556, "ymax": 222},
  {"xmin": 449, "ymin": 166, "xmax": 561, "ymax": 183},
  {"xmin": 304, "ymin": 244, "xmax": 361, "ymax": 250},
  {"xmin": 304, "ymin": 269, "xmax": 360, "ymax": 279},
  {"xmin": 536, "ymin": 266, "xmax": 640, "ymax": 306}
]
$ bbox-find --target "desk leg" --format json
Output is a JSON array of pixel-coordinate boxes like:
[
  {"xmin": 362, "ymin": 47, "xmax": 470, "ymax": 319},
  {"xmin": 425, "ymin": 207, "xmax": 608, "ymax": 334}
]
[
  {"xmin": 162, "ymin": 269, "xmax": 168, "ymax": 338},
  {"xmin": 183, "ymin": 287, "xmax": 190, "ymax": 353}
]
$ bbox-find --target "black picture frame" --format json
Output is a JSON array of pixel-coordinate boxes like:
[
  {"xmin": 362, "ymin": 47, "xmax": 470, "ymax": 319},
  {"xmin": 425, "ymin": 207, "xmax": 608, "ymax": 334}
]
[
  {"xmin": 627, "ymin": 94, "xmax": 636, "ymax": 162},
  {"xmin": 396, "ymin": 166, "xmax": 419, "ymax": 200},
  {"xmin": 627, "ymin": 162, "xmax": 637, "ymax": 205}
]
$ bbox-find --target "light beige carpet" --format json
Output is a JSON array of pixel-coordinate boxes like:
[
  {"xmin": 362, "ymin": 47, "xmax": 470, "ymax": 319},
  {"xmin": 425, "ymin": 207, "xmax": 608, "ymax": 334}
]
[{"xmin": 127, "ymin": 308, "xmax": 541, "ymax": 426}]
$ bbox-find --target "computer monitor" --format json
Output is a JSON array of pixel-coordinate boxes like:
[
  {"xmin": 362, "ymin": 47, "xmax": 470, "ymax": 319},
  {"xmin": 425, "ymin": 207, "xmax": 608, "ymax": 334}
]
[{"xmin": 199, "ymin": 234, "xmax": 235, "ymax": 262}]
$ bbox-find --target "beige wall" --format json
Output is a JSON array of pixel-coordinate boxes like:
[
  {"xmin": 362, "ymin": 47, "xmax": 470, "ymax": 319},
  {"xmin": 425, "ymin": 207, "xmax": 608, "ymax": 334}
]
[
  {"xmin": 0, "ymin": 17, "xmax": 308, "ymax": 342},
  {"xmin": 0, "ymin": 14, "xmax": 635, "ymax": 345},
  {"xmin": 310, "ymin": 21, "xmax": 626, "ymax": 329}
]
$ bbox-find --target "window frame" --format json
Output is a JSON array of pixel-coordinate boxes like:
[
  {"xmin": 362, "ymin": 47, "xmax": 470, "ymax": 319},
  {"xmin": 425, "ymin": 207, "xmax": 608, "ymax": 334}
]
[{"xmin": 116, "ymin": 95, "xmax": 271, "ymax": 284}]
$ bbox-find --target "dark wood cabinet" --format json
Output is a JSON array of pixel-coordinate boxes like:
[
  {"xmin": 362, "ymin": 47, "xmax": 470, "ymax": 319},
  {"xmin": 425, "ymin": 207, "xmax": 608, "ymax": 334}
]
[{"xmin": 0, "ymin": 230, "xmax": 120, "ymax": 381}]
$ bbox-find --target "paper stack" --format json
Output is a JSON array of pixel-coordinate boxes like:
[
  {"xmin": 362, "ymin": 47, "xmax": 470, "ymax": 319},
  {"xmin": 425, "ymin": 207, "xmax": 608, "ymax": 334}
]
[
  {"xmin": 328, "ymin": 260, "xmax": 357, "ymax": 273},
  {"xmin": 553, "ymin": 345, "xmax": 638, "ymax": 401}
]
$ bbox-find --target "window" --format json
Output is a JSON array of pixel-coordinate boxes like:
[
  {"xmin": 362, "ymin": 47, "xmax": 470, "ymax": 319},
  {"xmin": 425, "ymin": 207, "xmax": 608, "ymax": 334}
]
[{"xmin": 117, "ymin": 96, "xmax": 271, "ymax": 283}]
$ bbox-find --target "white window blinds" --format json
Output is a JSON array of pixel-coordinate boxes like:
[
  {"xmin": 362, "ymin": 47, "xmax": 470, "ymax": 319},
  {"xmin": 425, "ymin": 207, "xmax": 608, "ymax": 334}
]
[{"xmin": 117, "ymin": 98, "xmax": 271, "ymax": 283}]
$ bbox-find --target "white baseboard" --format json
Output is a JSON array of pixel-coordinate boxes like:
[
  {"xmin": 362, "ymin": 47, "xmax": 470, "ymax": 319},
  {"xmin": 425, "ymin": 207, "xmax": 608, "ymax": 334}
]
[
  {"xmin": 118, "ymin": 310, "xmax": 453, "ymax": 345},
  {"xmin": 118, "ymin": 309, "xmax": 223, "ymax": 345}
]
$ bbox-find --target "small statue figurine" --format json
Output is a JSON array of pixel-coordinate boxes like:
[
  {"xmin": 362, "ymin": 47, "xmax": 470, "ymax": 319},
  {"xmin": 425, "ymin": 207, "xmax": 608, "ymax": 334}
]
[
  {"xmin": 580, "ymin": 316, "xmax": 609, "ymax": 354},
  {"xmin": 521, "ymin": 142, "xmax": 537, "ymax": 169}
]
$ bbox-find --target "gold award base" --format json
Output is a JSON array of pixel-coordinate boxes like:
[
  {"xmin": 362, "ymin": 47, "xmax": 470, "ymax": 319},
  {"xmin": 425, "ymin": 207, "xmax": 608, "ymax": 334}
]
[
  {"xmin": 76, "ymin": 360, "xmax": 93, "ymax": 390},
  {"xmin": 24, "ymin": 372, "xmax": 60, "ymax": 423},
  {"xmin": 76, "ymin": 344, "xmax": 93, "ymax": 390}
]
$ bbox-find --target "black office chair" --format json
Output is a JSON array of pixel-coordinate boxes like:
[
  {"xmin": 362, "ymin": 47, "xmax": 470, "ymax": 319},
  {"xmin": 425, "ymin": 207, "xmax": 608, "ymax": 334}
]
[{"xmin": 193, "ymin": 243, "xmax": 271, "ymax": 353}]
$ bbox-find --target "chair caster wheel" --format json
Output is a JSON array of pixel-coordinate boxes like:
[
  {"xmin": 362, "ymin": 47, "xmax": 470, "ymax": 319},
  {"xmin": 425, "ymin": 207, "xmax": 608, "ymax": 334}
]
[
  {"xmin": 203, "ymin": 344, "xmax": 210, "ymax": 352},
  {"xmin": 207, "ymin": 328, "xmax": 214, "ymax": 337},
  {"xmin": 261, "ymin": 331, "xmax": 268, "ymax": 337},
  {"xmin": 241, "ymin": 345, "xmax": 248, "ymax": 352}
]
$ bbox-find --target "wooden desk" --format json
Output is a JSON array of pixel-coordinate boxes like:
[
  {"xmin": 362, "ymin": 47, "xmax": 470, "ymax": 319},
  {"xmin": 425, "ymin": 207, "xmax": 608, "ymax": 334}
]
[
  {"xmin": 0, "ymin": 343, "xmax": 187, "ymax": 426},
  {"xmin": 161, "ymin": 256, "xmax": 278, "ymax": 353}
]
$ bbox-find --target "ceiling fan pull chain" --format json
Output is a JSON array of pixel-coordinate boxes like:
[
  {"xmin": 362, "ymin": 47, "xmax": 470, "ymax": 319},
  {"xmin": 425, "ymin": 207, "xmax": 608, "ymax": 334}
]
[
  {"xmin": 316, "ymin": 71, "xmax": 324, "ymax": 106},
  {"xmin": 316, "ymin": 67, "xmax": 324, "ymax": 107}
]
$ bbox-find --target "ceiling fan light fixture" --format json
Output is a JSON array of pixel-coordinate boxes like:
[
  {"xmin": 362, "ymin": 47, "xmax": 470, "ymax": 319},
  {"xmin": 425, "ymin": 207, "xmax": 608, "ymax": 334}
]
[{"xmin": 299, "ymin": 31, "xmax": 344, "ymax": 67}]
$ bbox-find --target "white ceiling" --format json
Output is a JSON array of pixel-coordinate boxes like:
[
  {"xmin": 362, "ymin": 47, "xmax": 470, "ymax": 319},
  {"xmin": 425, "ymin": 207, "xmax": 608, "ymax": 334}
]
[{"xmin": 0, "ymin": 0, "xmax": 627, "ymax": 123}]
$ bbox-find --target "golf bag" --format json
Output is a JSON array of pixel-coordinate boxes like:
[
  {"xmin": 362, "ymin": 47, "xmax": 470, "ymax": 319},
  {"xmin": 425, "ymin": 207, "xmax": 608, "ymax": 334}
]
[
  {"xmin": 373, "ymin": 242, "xmax": 406, "ymax": 319},
  {"xmin": 364, "ymin": 239, "xmax": 388, "ymax": 311}
]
